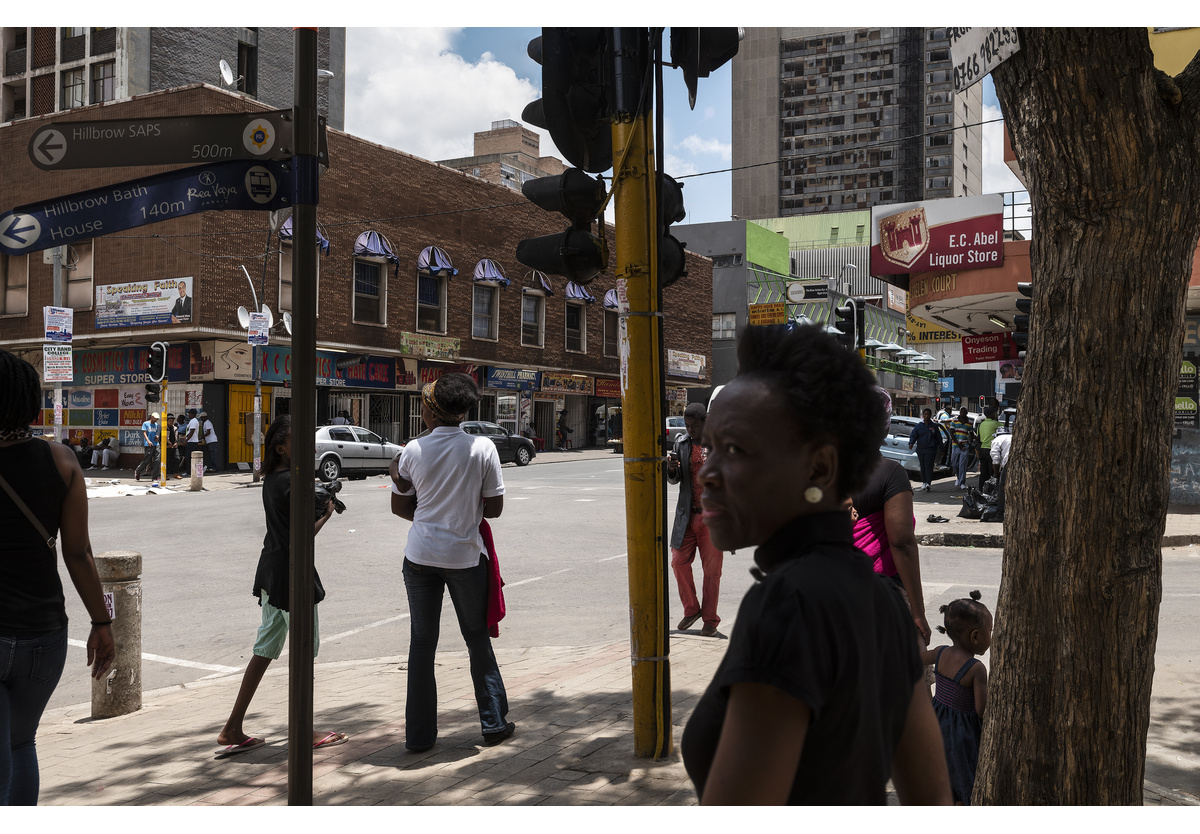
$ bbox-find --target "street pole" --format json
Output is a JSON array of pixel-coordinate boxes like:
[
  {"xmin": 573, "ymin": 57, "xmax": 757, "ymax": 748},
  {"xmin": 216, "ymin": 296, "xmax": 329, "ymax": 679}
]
[
  {"xmin": 611, "ymin": 26, "xmax": 671, "ymax": 759},
  {"xmin": 287, "ymin": 26, "xmax": 319, "ymax": 806},
  {"xmin": 52, "ymin": 246, "xmax": 63, "ymax": 442}
]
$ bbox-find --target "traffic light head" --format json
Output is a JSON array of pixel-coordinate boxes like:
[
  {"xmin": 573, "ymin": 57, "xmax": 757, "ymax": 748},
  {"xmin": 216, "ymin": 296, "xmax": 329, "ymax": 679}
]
[
  {"xmin": 670, "ymin": 28, "xmax": 744, "ymax": 109},
  {"xmin": 657, "ymin": 173, "xmax": 687, "ymax": 288},
  {"xmin": 145, "ymin": 383, "xmax": 161, "ymax": 404},
  {"xmin": 1013, "ymin": 282, "xmax": 1032, "ymax": 359},
  {"xmin": 521, "ymin": 168, "xmax": 605, "ymax": 228},
  {"xmin": 517, "ymin": 168, "xmax": 608, "ymax": 284},
  {"xmin": 834, "ymin": 301, "xmax": 856, "ymax": 351},
  {"xmin": 523, "ymin": 29, "xmax": 612, "ymax": 173},
  {"xmin": 147, "ymin": 341, "xmax": 167, "ymax": 383}
]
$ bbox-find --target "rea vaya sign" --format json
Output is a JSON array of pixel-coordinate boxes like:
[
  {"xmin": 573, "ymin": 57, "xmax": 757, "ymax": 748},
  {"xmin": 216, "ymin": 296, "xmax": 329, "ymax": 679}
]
[{"xmin": 870, "ymin": 194, "xmax": 1004, "ymax": 276}]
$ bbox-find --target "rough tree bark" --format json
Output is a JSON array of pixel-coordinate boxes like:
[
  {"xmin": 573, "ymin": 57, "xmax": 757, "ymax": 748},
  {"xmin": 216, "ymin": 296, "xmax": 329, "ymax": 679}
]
[{"xmin": 977, "ymin": 29, "xmax": 1200, "ymax": 804}]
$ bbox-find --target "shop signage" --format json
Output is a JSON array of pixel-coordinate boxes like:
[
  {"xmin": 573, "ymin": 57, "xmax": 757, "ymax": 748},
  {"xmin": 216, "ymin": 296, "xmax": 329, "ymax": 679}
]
[
  {"xmin": 540, "ymin": 372, "xmax": 594, "ymax": 396},
  {"xmin": 258, "ymin": 346, "xmax": 398, "ymax": 389},
  {"xmin": 395, "ymin": 358, "xmax": 419, "ymax": 392},
  {"xmin": 962, "ymin": 331, "xmax": 1020, "ymax": 364},
  {"xmin": 43, "ymin": 343, "xmax": 73, "ymax": 383},
  {"xmin": 400, "ymin": 332, "xmax": 460, "ymax": 360},
  {"xmin": 906, "ymin": 312, "xmax": 962, "ymax": 344},
  {"xmin": 1179, "ymin": 360, "xmax": 1197, "ymax": 394},
  {"xmin": 94, "ymin": 409, "xmax": 119, "ymax": 427},
  {"xmin": 486, "ymin": 367, "xmax": 540, "ymax": 391},
  {"xmin": 1175, "ymin": 396, "xmax": 1199, "ymax": 429},
  {"xmin": 72, "ymin": 345, "xmax": 189, "ymax": 386},
  {"xmin": 748, "ymin": 301, "xmax": 787, "ymax": 326},
  {"xmin": 871, "ymin": 195, "xmax": 1004, "ymax": 275},
  {"xmin": 940, "ymin": 377, "xmax": 955, "ymax": 393},
  {"xmin": 667, "ymin": 349, "xmax": 706, "ymax": 380},
  {"xmin": 44, "ymin": 305, "xmax": 74, "ymax": 342},
  {"xmin": 95, "ymin": 277, "xmax": 193, "ymax": 329},
  {"xmin": 419, "ymin": 363, "xmax": 481, "ymax": 385},
  {"xmin": 595, "ymin": 377, "xmax": 622, "ymax": 399},
  {"xmin": 786, "ymin": 282, "xmax": 827, "ymax": 303},
  {"xmin": 213, "ymin": 341, "xmax": 253, "ymax": 382}
]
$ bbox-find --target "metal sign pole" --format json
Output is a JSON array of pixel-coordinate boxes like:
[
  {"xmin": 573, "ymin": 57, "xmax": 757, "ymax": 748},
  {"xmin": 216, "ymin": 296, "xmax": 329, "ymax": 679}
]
[{"xmin": 51, "ymin": 247, "xmax": 63, "ymax": 441}]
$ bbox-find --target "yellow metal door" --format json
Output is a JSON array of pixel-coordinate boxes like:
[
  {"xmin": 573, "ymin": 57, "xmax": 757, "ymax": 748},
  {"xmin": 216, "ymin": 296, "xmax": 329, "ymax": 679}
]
[{"xmin": 228, "ymin": 384, "xmax": 272, "ymax": 468}]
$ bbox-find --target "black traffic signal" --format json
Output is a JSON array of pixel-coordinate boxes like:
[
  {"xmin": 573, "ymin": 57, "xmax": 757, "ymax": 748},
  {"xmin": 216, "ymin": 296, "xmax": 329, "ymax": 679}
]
[
  {"xmin": 1013, "ymin": 282, "xmax": 1032, "ymax": 360},
  {"xmin": 516, "ymin": 167, "xmax": 608, "ymax": 285},
  {"xmin": 670, "ymin": 27, "xmax": 743, "ymax": 109},
  {"xmin": 334, "ymin": 355, "xmax": 366, "ymax": 371},
  {"xmin": 147, "ymin": 341, "xmax": 167, "ymax": 382},
  {"xmin": 834, "ymin": 300, "xmax": 857, "ymax": 351},
  {"xmin": 522, "ymin": 29, "xmax": 612, "ymax": 173},
  {"xmin": 145, "ymin": 383, "xmax": 161, "ymax": 404},
  {"xmin": 855, "ymin": 301, "xmax": 866, "ymax": 350},
  {"xmin": 658, "ymin": 173, "xmax": 687, "ymax": 287}
]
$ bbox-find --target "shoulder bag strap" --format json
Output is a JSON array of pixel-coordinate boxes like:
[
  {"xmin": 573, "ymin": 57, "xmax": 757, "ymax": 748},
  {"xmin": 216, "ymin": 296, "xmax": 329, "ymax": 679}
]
[{"xmin": 0, "ymin": 471, "xmax": 56, "ymax": 549}]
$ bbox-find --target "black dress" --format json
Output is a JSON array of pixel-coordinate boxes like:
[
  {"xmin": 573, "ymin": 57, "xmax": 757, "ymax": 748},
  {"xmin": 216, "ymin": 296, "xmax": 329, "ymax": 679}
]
[
  {"xmin": 932, "ymin": 645, "xmax": 983, "ymax": 804},
  {"xmin": 251, "ymin": 469, "xmax": 325, "ymax": 611},
  {"xmin": 680, "ymin": 512, "xmax": 922, "ymax": 804}
]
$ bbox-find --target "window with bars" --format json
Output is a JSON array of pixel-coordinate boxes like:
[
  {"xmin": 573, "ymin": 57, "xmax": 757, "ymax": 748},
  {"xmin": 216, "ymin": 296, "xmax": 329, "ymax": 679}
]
[
  {"xmin": 565, "ymin": 302, "xmax": 585, "ymax": 352},
  {"xmin": 353, "ymin": 259, "xmax": 384, "ymax": 324},
  {"xmin": 522, "ymin": 294, "xmax": 544, "ymax": 347},
  {"xmin": 90, "ymin": 61, "xmax": 115, "ymax": 104},
  {"xmin": 1, "ymin": 254, "xmax": 29, "ymax": 316},
  {"xmin": 61, "ymin": 68, "xmax": 85, "ymax": 109},
  {"xmin": 472, "ymin": 284, "xmax": 498, "ymax": 340},
  {"xmin": 417, "ymin": 273, "xmax": 446, "ymax": 332}
]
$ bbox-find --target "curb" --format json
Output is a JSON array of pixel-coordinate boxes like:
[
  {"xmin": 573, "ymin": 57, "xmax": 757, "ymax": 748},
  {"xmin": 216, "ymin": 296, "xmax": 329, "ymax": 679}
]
[
  {"xmin": 1144, "ymin": 780, "xmax": 1200, "ymax": 805},
  {"xmin": 917, "ymin": 533, "xmax": 1200, "ymax": 549}
]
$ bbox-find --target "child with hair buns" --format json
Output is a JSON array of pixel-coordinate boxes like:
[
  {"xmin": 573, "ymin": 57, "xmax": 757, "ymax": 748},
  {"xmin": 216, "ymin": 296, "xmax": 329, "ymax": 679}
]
[{"xmin": 920, "ymin": 590, "xmax": 992, "ymax": 805}]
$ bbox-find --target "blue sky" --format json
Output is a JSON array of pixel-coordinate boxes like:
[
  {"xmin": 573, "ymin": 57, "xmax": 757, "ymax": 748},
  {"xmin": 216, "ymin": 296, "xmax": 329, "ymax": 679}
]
[{"xmin": 343, "ymin": 28, "xmax": 1024, "ymax": 225}]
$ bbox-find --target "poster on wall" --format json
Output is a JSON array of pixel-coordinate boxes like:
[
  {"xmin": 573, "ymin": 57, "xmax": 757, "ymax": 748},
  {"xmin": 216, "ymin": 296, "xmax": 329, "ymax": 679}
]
[
  {"xmin": 43, "ymin": 344, "xmax": 73, "ymax": 383},
  {"xmin": 95, "ymin": 276, "xmax": 193, "ymax": 329},
  {"xmin": 997, "ymin": 357, "xmax": 1024, "ymax": 385}
]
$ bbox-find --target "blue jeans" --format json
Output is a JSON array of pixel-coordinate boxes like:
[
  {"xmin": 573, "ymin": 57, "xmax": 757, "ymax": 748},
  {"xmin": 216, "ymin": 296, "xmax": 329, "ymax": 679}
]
[
  {"xmin": 0, "ymin": 629, "xmax": 68, "ymax": 806},
  {"xmin": 402, "ymin": 556, "xmax": 508, "ymax": 748},
  {"xmin": 951, "ymin": 445, "xmax": 970, "ymax": 485}
]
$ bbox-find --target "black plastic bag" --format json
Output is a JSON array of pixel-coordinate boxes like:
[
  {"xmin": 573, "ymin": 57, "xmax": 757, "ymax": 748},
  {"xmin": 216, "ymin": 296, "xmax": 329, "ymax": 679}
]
[
  {"xmin": 959, "ymin": 490, "xmax": 984, "ymax": 520},
  {"xmin": 315, "ymin": 480, "xmax": 347, "ymax": 519},
  {"xmin": 980, "ymin": 477, "xmax": 998, "ymax": 496}
]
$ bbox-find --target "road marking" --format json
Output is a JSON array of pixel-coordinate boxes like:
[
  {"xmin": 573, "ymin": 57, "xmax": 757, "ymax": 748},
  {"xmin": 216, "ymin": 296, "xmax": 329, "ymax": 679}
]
[
  {"xmin": 598, "ymin": 553, "xmax": 627, "ymax": 562},
  {"xmin": 321, "ymin": 613, "xmax": 410, "ymax": 644},
  {"xmin": 575, "ymin": 498, "xmax": 597, "ymax": 502},
  {"xmin": 505, "ymin": 568, "xmax": 573, "ymax": 588},
  {"xmin": 67, "ymin": 639, "xmax": 240, "ymax": 673}
]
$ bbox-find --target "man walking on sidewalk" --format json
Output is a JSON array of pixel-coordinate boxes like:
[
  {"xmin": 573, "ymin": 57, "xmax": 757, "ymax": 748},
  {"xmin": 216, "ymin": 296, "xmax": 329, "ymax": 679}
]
[
  {"xmin": 667, "ymin": 402, "xmax": 723, "ymax": 637},
  {"xmin": 134, "ymin": 411, "xmax": 160, "ymax": 482},
  {"xmin": 949, "ymin": 407, "xmax": 975, "ymax": 490}
]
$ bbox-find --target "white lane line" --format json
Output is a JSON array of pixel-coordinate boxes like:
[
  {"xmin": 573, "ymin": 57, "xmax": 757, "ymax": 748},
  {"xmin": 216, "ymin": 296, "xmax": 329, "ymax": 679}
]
[
  {"xmin": 505, "ymin": 568, "xmax": 573, "ymax": 588},
  {"xmin": 321, "ymin": 613, "xmax": 410, "ymax": 644},
  {"xmin": 67, "ymin": 639, "xmax": 240, "ymax": 673},
  {"xmin": 575, "ymin": 498, "xmax": 596, "ymax": 502},
  {"xmin": 598, "ymin": 553, "xmax": 628, "ymax": 562}
]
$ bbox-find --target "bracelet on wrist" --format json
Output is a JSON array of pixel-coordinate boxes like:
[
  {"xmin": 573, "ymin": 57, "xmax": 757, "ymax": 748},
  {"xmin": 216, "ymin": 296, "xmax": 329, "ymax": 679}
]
[{"xmin": 91, "ymin": 620, "xmax": 112, "ymax": 626}]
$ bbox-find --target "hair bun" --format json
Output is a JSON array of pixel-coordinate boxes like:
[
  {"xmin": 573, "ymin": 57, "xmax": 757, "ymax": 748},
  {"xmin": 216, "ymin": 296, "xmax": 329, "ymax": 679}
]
[
  {"xmin": 939, "ymin": 604, "xmax": 949, "ymax": 613},
  {"xmin": 969, "ymin": 590, "xmax": 982, "ymax": 601}
]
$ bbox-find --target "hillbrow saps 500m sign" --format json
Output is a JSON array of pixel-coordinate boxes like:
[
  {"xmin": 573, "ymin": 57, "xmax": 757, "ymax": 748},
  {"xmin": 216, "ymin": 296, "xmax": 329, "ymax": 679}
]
[{"xmin": 870, "ymin": 194, "xmax": 1004, "ymax": 276}]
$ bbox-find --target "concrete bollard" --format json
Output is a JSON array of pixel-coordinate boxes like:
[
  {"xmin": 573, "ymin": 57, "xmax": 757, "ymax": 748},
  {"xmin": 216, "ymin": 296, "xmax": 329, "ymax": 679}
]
[
  {"xmin": 190, "ymin": 450, "xmax": 204, "ymax": 491},
  {"xmin": 92, "ymin": 551, "xmax": 142, "ymax": 719}
]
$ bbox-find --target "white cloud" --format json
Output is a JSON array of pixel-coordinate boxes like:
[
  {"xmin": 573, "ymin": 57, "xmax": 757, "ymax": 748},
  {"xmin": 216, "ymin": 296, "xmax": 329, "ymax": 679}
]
[
  {"xmin": 678, "ymin": 135, "xmax": 731, "ymax": 159},
  {"xmin": 343, "ymin": 28, "xmax": 554, "ymax": 163},
  {"xmin": 981, "ymin": 103, "xmax": 1026, "ymax": 195}
]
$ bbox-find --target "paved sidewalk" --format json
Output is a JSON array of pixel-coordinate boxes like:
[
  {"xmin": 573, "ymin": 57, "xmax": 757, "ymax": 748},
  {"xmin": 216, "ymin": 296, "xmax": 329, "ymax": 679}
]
[{"xmin": 33, "ymin": 626, "xmax": 1196, "ymax": 806}]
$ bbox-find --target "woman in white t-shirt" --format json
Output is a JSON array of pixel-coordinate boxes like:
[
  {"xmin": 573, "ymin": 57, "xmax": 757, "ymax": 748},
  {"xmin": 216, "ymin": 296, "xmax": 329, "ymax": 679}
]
[{"xmin": 391, "ymin": 373, "xmax": 512, "ymax": 752}]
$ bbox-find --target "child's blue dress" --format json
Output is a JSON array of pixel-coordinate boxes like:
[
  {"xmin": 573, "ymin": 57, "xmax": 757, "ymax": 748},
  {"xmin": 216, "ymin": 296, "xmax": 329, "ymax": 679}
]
[{"xmin": 933, "ymin": 645, "xmax": 982, "ymax": 804}]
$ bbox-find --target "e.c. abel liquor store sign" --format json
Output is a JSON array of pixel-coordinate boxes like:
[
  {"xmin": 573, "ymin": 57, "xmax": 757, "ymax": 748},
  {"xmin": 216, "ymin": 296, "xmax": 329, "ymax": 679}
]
[{"xmin": 871, "ymin": 194, "xmax": 1004, "ymax": 275}]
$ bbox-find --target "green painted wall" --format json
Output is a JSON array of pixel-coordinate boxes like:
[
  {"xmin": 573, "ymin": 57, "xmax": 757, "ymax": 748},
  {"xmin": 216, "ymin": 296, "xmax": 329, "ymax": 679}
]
[
  {"xmin": 753, "ymin": 211, "xmax": 871, "ymax": 250},
  {"xmin": 744, "ymin": 220, "xmax": 791, "ymax": 276}
]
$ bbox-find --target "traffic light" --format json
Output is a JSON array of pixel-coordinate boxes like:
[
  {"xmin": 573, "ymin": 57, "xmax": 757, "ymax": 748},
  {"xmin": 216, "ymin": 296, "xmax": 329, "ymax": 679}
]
[
  {"xmin": 658, "ymin": 173, "xmax": 687, "ymax": 287},
  {"xmin": 147, "ymin": 341, "xmax": 167, "ymax": 382},
  {"xmin": 834, "ymin": 300, "xmax": 857, "ymax": 351},
  {"xmin": 522, "ymin": 29, "xmax": 612, "ymax": 173},
  {"xmin": 334, "ymin": 355, "xmax": 366, "ymax": 371},
  {"xmin": 516, "ymin": 167, "xmax": 608, "ymax": 284},
  {"xmin": 1013, "ymin": 282, "xmax": 1032, "ymax": 360},
  {"xmin": 670, "ymin": 27, "xmax": 744, "ymax": 109},
  {"xmin": 145, "ymin": 383, "xmax": 161, "ymax": 404},
  {"xmin": 855, "ymin": 301, "xmax": 866, "ymax": 350}
]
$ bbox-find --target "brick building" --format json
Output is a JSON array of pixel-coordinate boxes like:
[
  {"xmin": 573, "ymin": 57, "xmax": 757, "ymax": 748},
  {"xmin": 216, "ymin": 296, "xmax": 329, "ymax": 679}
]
[
  {"xmin": 437, "ymin": 119, "xmax": 566, "ymax": 194},
  {"xmin": 0, "ymin": 84, "xmax": 712, "ymax": 469}
]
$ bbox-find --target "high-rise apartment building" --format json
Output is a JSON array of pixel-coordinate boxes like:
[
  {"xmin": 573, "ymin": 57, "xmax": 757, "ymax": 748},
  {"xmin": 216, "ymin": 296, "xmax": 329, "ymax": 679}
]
[
  {"xmin": 732, "ymin": 27, "xmax": 983, "ymax": 220},
  {"xmin": 1, "ymin": 27, "xmax": 345, "ymax": 129}
]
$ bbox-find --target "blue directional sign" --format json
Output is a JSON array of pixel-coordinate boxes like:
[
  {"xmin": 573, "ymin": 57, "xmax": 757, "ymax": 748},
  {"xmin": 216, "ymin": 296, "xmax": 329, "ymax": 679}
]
[{"xmin": 0, "ymin": 159, "xmax": 295, "ymax": 256}]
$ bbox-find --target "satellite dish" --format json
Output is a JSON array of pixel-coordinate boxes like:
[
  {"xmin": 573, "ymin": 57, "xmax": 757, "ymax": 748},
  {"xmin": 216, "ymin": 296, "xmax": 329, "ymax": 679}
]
[
  {"xmin": 282, "ymin": 312, "xmax": 293, "ymax": 335},
  {"xmin": 262, "ymin": 305, "xmax": 275, "ymax": 328},
  {"xmin": 219, "ymin": 59, "xmax": 235, "ymax": 87},
  {"xmin": 236, "ymin": 305, "xmax": 250, "ymax": 329}
]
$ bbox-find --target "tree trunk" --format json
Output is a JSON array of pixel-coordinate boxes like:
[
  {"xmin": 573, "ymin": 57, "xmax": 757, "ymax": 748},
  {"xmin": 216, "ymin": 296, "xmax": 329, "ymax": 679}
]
[{"xmin": 977, "ymin": 29, "xmax": 1200, "ymax": 804}]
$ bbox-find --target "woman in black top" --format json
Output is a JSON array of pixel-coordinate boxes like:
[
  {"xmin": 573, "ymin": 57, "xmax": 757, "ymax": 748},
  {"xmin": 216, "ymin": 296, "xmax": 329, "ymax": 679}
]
[
  {"xmin": 215, "ymin": 414, "xmax": 344, "ymax": 755},
  {"xmin": 679, "ymin": 325, "xmax": 950, "ymax": 804},
  {"xmin": 0, "ymin": 350, "xmax": 114, "ymax": 805}
]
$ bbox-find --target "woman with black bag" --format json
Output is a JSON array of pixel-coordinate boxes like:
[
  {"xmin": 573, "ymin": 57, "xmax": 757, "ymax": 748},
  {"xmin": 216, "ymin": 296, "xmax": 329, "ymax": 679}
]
[{"xmin": 0, "ymin": 350, "xmax": 115, "ymax": 805}]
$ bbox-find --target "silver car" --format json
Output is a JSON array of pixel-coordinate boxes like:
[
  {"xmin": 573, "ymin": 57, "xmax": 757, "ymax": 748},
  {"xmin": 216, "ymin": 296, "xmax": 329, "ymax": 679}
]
[
  {"xmin": 880, "ymin": 416, "xmax": 955, "ymax": 481},
  {"xmin": 666, "ymin": 416, "xmax": 687, "ymax": 444},
  {"xmin": 315, "ymin": 425, "xmax": 403, "ymax": 481}
]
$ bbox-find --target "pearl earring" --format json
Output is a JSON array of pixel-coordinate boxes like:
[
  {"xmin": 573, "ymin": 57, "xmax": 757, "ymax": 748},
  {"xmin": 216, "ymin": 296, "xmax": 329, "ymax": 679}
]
[{"xmin": 804, "ymin": 486, "xmax": 823, "ymax": 504}]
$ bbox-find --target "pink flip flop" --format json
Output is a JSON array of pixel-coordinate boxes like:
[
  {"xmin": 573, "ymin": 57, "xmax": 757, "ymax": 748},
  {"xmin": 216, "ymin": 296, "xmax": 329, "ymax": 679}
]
[
  {"xmin": 215, "ymin": 737, "xmax": 266, "ymax": 758},
  {"xmin": 313, "ymin": 731, "xmax": 348, "ymax": 750}
]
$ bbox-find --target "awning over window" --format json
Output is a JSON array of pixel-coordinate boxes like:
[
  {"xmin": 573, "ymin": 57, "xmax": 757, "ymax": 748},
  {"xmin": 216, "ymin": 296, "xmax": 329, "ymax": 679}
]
[
  {"xmin": 566, "ymin": 281, "xmax": 596, "ymax": 303},
  {"xmin": 603, "ymin": 288, "xmax": 619, "ymax": 310},
  {"xmin": 417, "ymin": 245, "xmax": 458, "ymax": 277},
  {"xmin": 355, "ymin": 231, "xmax": 399, "ymax": 275},
  {"xmin": 522, "ymin": 270, "xmax": 554, "ymax": 296},
  {"xmin": 278, "ymin": 215, "xmax": 330, "ymax": 254},
  {"xmin": 472, "ymin": 259, "xmax": 510, "ymax": 287}
]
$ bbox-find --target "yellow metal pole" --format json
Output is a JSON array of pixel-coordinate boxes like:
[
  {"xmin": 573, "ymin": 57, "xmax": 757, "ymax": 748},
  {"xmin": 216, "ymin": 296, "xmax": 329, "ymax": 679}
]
[
  {"xmin": 611, "ymin": 26, "xmax": 671, "ymax": 758},
  {"xmin": 158, "ymin": 378, "xmax": 168, "ymax": 485}
]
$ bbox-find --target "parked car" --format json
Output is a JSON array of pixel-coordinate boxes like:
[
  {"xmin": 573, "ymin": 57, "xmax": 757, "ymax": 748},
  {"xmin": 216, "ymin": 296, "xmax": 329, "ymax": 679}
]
[
  {"xmin": 461, "ymin": 421, "xmax": 536, "ymax": 466},
  {"xmin": 315, "ymin": 425, "xmax": 404, "ymax": 482},
  {"xmin": 666, "ymin": 415, "xmax": 687, "ymax": 444},
  {"xmin": 880, "ymin": 415, "xmax": 959, "ymax": 481}
]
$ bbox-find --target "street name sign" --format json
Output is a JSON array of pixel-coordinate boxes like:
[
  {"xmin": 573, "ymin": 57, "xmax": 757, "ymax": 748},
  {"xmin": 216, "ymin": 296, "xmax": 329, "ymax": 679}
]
[
  {"xmin": 0, "ymin": 159, "xmax": 294, "ymax": 256},
  {"xmin": 28, "ymin": 111, "xmax": 329, "ymax": 171}
]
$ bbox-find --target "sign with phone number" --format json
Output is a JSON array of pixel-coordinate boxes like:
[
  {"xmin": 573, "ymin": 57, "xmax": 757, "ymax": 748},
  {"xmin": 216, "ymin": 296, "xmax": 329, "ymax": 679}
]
[{"xmin": 948, "ymin": 28, "xmax": 1020, "ymax": 92}]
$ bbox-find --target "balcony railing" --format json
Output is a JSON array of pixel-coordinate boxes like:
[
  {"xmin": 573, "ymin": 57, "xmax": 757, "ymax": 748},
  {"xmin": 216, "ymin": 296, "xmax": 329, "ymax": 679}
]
[{"xmin": 5, "ymin": 47, "xmax": 26, "ymax": 77}]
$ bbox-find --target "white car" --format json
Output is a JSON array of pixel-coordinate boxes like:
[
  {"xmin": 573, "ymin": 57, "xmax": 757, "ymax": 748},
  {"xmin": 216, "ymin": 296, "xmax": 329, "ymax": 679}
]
[
  {"xmin": 315, "ymin": 425, "xmax": 403, "ymax": 481},
  {"xmin": 666, "ymin": 415, "xmax": 688, "ymax": 444}
]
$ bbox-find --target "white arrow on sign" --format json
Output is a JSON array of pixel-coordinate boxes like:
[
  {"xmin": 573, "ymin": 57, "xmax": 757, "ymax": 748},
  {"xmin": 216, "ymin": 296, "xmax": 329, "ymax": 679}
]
[
  {"xmin": 33, "ymin": 129, "xmax": 68, "ymax": 166},
  {"xmin": 0, "ymin": 213, "xmax": 42, "ymax": 251}
]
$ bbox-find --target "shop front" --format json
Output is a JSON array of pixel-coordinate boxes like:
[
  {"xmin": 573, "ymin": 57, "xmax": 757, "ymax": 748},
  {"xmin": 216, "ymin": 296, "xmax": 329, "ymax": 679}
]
[
  {"xmin": 540, "ymin": 372, "xmax": 594, "ymax": 448},
  {"xmin": 483, "ymin": 367, "xmax": 540, "ymax": 437},
  {"xmin": 590, "ymin": 376, "xmax": 622, "ymax": 447}
]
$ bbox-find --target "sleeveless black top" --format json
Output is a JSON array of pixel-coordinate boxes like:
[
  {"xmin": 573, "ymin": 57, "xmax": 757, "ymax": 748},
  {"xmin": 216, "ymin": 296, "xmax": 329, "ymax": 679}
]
[{"xmin": 0, "ymin": 439, "xmax": 69, "ymax": 636}]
